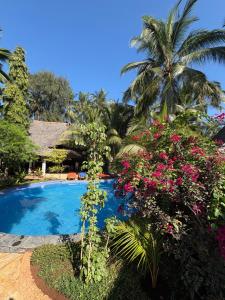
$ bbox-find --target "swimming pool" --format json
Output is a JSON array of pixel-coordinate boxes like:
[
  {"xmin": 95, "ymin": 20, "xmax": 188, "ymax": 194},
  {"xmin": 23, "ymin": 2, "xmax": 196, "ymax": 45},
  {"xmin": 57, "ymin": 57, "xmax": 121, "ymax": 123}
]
[{"xmin": 0, "ymin": 180, "xmax": 121, "ymax": 236}]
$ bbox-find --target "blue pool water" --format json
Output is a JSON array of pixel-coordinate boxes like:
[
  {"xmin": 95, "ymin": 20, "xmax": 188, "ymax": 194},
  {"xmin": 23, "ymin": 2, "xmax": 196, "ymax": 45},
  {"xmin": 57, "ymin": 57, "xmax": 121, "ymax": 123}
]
[{"xmin": 0, "ymin": 180, "xmax": 121, "ymax": 236}]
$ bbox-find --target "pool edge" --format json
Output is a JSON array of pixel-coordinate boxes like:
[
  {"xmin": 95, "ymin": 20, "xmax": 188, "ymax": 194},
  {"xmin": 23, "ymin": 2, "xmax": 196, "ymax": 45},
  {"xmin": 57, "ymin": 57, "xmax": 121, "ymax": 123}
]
[{"xmin": 0, "ymin": 232, "xmax": 81, "ymax": 253}]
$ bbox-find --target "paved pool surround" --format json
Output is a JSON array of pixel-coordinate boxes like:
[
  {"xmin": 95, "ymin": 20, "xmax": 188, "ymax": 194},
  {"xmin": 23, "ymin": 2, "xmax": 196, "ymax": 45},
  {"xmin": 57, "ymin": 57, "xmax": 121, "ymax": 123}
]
[
  {"xmin": 0, "ymin": 180, "xmax": 92, "ymax": 253},
  {"xmin": 0, "ymin": 232, "xmax": 81, "ymax": 253}
]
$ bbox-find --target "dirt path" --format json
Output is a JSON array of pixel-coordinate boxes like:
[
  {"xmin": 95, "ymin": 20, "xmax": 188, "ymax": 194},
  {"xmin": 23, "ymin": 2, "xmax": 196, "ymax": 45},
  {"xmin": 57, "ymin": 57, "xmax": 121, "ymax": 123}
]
[{"xmin": 0, "ymin": 252, "xmax": 51, "ymax": 300}]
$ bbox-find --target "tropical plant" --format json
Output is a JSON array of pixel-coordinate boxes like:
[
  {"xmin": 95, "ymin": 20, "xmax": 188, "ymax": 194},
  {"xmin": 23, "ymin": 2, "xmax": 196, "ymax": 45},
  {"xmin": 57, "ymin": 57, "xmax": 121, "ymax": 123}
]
[
  {"xmin": 122, "ymin": 0, "xmax": 225, "ymax": 115},
  {"xmin": 106, "ymin": 102, "xmax": 134, "ymax": 157},
  {"xmin": 111, "ymin": 217, "xmax": 161, "ymax": 289},
  {"xmin": 114, "ymin": 121, "xmax": 225, "ymax": 298},
  {"xmin": 79, "ymin": 122, "xmax": 111, "ymax": 284},
  {"xmin": 3, "ymin": 47, "xmax": 29, "ymax": 129},
  {"xmin": 0, "ymin": 29, "xmax": 10, "ymax": 84},
  {"xmin": 0, "ymin": 120, "xmax": 36, "ymax": 175},
  {"xmin": 28, "ymin": 71, "xmax": 74, "ymax": 122},
  {"xmin": 45, "ymin": 149, "xmax": 68, "ymax": 175}
]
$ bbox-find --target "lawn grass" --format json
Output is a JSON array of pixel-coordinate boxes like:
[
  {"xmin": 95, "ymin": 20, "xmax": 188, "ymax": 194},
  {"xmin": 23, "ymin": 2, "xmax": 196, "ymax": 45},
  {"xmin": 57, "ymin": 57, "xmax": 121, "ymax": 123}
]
[{"xmin": 31, "ymin": 243, "xmax": 150, "ymax": 300}]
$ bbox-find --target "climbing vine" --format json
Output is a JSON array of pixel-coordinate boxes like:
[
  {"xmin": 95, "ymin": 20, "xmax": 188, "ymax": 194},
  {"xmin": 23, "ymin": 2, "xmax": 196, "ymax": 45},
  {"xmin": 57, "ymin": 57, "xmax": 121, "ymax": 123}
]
[{"xmin": 79, "ymin": 122, "xmax": 110, "ymax": 283}]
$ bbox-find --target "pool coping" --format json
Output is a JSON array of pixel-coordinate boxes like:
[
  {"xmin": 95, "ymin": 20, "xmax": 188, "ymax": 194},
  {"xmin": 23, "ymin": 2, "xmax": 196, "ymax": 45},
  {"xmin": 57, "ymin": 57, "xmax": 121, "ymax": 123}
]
[
  {"xmin": 0, "ymin": 179, "xmax": 115, "ymax": 253},
  {"xmin": 0, "ymin": 232, "xmax": 82, "ymax": 253}
]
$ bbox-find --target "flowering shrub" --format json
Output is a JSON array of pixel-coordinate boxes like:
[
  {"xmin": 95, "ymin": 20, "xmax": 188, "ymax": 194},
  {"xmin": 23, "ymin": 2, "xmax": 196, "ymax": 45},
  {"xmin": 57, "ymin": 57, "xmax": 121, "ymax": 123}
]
[
  {"xmin": 114, "ymin": 122, "xmax": 225, "ymax": 298},
  {"xmin": 115, "ymin": 122, "xmax": 224, "ymax": 236}
]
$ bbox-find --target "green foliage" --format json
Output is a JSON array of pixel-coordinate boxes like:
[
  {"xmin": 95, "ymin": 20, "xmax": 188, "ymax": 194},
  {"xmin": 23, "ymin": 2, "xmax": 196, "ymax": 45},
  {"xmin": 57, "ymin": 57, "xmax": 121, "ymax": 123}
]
[
  {"xmin": 210, "ymin": 175, "xmax": 225, "ymax": 225},
  {"xmin": 45, "ymin": 149, "xmax": 68, "ymax": 173},
  {"xmin": 111, "ymin": 217, "xmax": 162, "ymax": 288},
  {"xmin": 46, "ymin": 149, "xmax": 68, "ymax": 164},
  {"xmin": 0, "ymin": 28, "xmax": 10, "ymax": 83},
  {"xmin": 115, "ymin": 121, "xmax": 225, "ymax": 299},
  {"xmin": 122, "ymin": 0, "xmax": 225, "ymax": 115},
  {"xmin": 48, "ymin": 165, "xmax": 65, "ymax": 173},
  {"xmin": 167, "ymin": 228, "xmax": 225, "ymax": 300},
  {"xmin": 79, "ymin": 122, "xmax": 111, "ymax": 283},
  {"xmin": 0, "ymin": 120, "xmax": 36, "ymax": 175},
  {"xmin": 65, "ymin": 96, "xmax": 134, "ymax": 157},
  {"xmin": 31, "ymin": 243, "xmax": 149, "ymax": 300},
  {"xmin": 28, "ymin": 71, "xmax": 74, "ymax": 122},
  {"xmin": 3, "ymin": 47, "xmax": 29, "ymax": 129}
]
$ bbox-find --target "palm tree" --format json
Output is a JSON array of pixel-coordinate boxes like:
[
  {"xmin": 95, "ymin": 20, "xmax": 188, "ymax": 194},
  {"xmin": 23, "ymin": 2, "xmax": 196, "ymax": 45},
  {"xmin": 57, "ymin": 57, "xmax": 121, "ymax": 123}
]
[
  {"xmin": 105, "ymin": 102, "xmax": 134, "ymax": 156},
  {"xmin": 122, "ymin": 0, "xmax": 225, "ymax": 116},
  {"xmin": 111, "ymin": 217, "xmax": 162, "ymax": 289},
  {"xmin": 0, "ymin": 29, "xmax": 10, "ymax": 84}
]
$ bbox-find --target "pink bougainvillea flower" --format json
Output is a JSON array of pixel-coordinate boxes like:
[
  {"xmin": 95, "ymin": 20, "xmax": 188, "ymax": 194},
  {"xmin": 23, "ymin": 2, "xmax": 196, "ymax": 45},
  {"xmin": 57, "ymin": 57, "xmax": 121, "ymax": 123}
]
[
  {"xmin": 170, "ymin": 134, "xmax": 181, "ymax": 143},
  {"xmin": 121, "ymin": 160, "xmax": 131, "ymax": 169},
  {"xmin": 159, "ymin": 152, "xmax": 168, "ymax": 160},
  {"xmin": 192, "ymin": 202, "xmax": 204, "ymax": 215},
  {"xmin": 176, "ymin": 177, "xmax": 183, "ymax": 186},
  {"xmin": 139, "ymin": 150, "xmax": 153, "ymax": 160},
  {"xmin": 147, "ymin": 180, "xmax": 158, "ymax": 189},
  {"xmin": 191, "ymin": 146, "xmax": 205, "ymax": 157},
  {"xmin": 117, "ymin": 177, "xmax": 123, "ymax": 183},
  {"xmin": 214, "ymin": 112, "xmax": 225, "ymax": 123},
  {"xmin": 182, "ymin": 164, "xmax": 199, "ymax": 182},
  {"xmin": 123, "ymin": 182, "xmax": 134, "ymax": 193},
  {"xmin": 152, "ymin": 171, "xmax": 162, "ymax": 178},
  {"xmin": 153, "ymin": 133, "xmax": 161, "ymax": 140},
  {"xmin": 152, "ymin": 120, "xmax": 165, "ymax": 130},
  {"xmin": 156, "ymin": 163, "xmax": 167, "ymax": 171},
  {"xmin": 166, "ymin": 223, "xmax": 174, "ymax": 235}
]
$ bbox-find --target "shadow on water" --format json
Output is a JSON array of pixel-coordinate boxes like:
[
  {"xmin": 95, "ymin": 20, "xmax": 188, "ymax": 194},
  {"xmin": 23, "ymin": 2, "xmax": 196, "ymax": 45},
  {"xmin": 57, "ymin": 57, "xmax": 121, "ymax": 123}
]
[
  {"xmin": 0, "ymin": 186, "xmax": 46, "ymax": 233},
  {"xmin": 44, "ymin": 211, "xmax": 61, "ymax": 234}
]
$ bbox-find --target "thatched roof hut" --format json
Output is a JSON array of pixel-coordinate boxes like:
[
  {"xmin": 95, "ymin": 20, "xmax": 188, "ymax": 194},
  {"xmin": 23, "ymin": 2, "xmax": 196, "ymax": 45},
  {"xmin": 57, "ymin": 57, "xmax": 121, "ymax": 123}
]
[
  {"xmin": 29, "ymin": 120, "xmax": 69, "ymax": 155},
  {"xmin": 29, "ymin": 120, "xmax": 81, "ymax": 174}
]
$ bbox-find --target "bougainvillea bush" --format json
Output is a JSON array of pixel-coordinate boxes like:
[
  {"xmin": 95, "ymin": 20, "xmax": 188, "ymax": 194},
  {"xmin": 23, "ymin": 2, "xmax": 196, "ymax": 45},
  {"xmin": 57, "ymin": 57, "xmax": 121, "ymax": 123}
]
[{"xmin": 114, "ymin": 121, "xmax": 225, "ymax": 299}]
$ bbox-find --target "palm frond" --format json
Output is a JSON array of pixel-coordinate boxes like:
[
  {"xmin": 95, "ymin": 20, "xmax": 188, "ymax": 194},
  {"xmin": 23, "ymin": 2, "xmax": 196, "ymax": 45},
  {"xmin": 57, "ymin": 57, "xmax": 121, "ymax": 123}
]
[
  {"xmin": 121, "ymin": 61, "xmax": 151, "ymax": 75},
  {"xmin": 181, "ymin": 47, "xmax": 225, "ymax": 64},
  {"xmin": 117, "ymin": 144, "xmax": 146, "ymax": 156},
  {"xmin": 111, "ymin": 218, "xmax": 162, "ymax": 288},
  {"xmin": 178, "ymin": 29, "xmax": 225, "ymax": 56},
  {"xmin": 172, "ymin": 0, "xmax": 198, "ymax": 46}
]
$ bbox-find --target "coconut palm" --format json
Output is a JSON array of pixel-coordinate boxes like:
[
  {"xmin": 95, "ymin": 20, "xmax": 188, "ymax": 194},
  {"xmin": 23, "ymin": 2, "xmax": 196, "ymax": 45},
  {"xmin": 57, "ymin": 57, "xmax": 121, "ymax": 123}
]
[
  {"xmin": 105, "ymin": 102, "xmax": 134, "ymax": 156},
  {"xmin": 0, "ymin": 29, "xmax": 10, "ymax": 83},
  {"xmin": 111, "ymin": 217, "xmax": 162, "ymax": 289},
  {"xmin": 122, "ymin": 0, "xmax": 225, "ymax": 116}
]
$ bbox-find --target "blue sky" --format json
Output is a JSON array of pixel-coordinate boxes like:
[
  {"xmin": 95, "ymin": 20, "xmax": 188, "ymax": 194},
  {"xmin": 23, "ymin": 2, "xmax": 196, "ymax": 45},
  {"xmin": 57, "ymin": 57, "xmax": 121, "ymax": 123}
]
[{"xmin": 0, "ymin": 0, "xmax": 225, "ymax": 106}]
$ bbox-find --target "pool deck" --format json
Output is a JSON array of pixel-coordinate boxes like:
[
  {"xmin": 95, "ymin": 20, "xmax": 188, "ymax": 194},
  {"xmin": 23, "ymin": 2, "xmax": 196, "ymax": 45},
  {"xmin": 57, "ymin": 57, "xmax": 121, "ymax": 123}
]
[
  {"xmin": 0, "ymin": 251, "xmax": 51, "ymax": 299},
  {"xmin": 0, "ymin": 233, "xmax": 81, "ymax": 253}
]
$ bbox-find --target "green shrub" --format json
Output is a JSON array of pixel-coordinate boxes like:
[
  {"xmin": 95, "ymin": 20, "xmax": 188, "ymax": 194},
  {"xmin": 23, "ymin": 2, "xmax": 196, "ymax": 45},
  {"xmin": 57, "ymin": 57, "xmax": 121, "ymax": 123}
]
[
  {"xmin": 31, "ymin": 243, "xmax": 149, "ymax": 300},
  {"xmin": 48, "ymin": 165, "xmax": 65, "ymax": 173}
]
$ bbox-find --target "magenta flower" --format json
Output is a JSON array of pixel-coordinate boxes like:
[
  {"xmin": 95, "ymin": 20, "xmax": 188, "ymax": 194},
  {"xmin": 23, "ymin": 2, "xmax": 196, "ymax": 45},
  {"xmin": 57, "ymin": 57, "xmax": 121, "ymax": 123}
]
[
  {"xmin": 123, "ymin": 182, "xmax": 134, "ymax": 193},
  {"xmin": 156, "ymin": 163, "xmax": 167, "ymax": 171},
  {"xmin": 121, "ymin": 160, "xmax": 131, "ymax": 169},
  {"xmin": 152, "ymin": 171, "xmax": 162, "ymax": 178},
  {"xmin": 192, "ymin": 202, "xmax": 204, "ymax": 215},
  {"xmin": 166, "ymin": 223, "xmax": 174, "ymax": 235},
  {"xmin": 170, "ymin": 134, "xmax": 181, "ymax": 143},
  {"xmin": 176, "ymin": 177, "xmax": 183, "ymax": 186},
  {"xmin": 153, "ymin": 133, "xmax": 161, "ymax": 140},
  {"xmin": 159, "ymin": 152, "xmax": 168, "ymax": 160}
]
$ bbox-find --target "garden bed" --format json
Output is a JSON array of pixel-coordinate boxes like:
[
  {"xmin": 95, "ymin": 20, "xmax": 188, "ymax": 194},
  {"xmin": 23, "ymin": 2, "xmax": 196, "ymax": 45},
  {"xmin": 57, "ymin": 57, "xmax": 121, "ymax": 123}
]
[{"xmin": 31, "ymin": 243, "xmax": 151, "ymax": 300}]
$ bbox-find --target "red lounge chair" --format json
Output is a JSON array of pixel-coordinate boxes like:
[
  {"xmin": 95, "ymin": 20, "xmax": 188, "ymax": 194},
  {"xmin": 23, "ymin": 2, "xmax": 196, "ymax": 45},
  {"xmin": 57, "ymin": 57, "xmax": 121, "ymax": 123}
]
[
  {"xmin": 98, "ymin": 173, "xmax": 111, "ymax": 179},
  {"xmin": 67, "ymin": 172, "xmax": 78, "ymax": 180}
]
